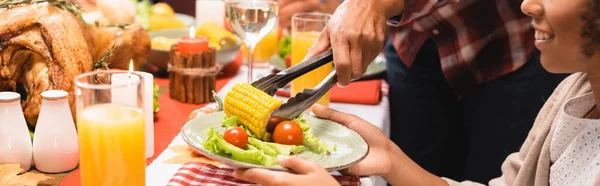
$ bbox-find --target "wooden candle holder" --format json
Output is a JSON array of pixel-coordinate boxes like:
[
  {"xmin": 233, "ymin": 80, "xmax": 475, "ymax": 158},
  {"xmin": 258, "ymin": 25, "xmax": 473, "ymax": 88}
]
[{"xmin": 168, "ymin": 45, "xmax": 221, "ymax": 104}]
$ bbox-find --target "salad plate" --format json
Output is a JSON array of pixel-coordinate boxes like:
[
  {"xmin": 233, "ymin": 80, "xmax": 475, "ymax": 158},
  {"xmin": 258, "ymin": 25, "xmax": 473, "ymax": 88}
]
[{"xmin": 181, "ymin": 111, "xmax": 369, "ymax": 172}]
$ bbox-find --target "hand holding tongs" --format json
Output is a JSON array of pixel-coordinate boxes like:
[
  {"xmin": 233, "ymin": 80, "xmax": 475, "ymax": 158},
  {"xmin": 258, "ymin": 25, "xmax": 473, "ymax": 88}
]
[{"xmin": 252, "ymin": 49, "xmax": 337, "ymax": 119}]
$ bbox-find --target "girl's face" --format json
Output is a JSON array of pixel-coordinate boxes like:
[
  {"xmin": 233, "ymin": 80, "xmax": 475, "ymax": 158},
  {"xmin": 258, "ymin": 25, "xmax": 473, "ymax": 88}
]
[{"xmin": 522, "ymin": 0, "xmax": 600, "ymax": 73}]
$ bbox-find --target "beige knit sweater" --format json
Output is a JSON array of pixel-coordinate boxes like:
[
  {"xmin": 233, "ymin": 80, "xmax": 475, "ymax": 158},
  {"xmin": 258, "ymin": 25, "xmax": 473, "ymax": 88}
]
[{"xmin": 444, "ymin": 73, "xmax": 593, "ymax": 186}]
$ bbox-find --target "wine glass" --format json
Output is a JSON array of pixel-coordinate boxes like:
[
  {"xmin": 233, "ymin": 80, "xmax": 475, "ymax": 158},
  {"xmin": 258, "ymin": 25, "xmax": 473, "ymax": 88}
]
[{"xmin": 225, "ymin": 0, "xmax": 279, "ymax": 83}]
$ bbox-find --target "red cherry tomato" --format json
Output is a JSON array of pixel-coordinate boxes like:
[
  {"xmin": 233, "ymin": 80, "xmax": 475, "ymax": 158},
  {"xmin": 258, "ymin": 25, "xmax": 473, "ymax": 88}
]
[
  {"xmin": 267, "ymin": 116, "xmax": 285, "ymax": 133},
  {"xmin": 273, "ymin": 121, "xmax": 303, "ymax": 146},
  {"xmin": 223, "ymin": 127, "xmax": 248, "ymax": 149}
]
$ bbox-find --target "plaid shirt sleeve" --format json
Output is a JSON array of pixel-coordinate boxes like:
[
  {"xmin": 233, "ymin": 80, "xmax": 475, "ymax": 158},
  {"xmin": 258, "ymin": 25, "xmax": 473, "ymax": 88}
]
[
  {"xmin": 388, "ymin": 0, "xmax": 535, "ymax": 97},
  {"xmin": 388, "ymin": 0, "xmax": 457, "ymax": 26}
]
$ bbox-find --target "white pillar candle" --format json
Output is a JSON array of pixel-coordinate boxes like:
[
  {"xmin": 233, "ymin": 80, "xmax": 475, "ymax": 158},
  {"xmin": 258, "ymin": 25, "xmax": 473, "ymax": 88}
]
[
  {"xmin": 133, "ymin": 71, "xmax": 155, "ymax": 159},
  {"xmin": 196, "ymin": 0, "xmax": 225, "ymax": 28},
  {"xmin": 111, "ymin": 73, "xmax": 139, "ymax": 107}
]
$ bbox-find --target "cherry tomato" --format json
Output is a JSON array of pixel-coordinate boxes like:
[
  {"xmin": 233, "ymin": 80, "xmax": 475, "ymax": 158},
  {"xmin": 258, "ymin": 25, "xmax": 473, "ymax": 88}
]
[
  {"xmin": 223, "ymin": 127, "xmax": 248, "ymax": 149},
  {"xmin": 267, "ymin": 116, "xmax": 285, "ymax": 133},
  {"xmin": 273, "ymin": 121, "xmax": 303, "ymax": 146}
]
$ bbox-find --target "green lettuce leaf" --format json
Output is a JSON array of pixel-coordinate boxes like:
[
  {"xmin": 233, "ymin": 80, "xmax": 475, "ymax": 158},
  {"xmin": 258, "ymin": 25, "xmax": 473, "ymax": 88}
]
[
  {"xmin": 202, "ymin": 127, "xmax": 276, "ymax": 166},
  {"xmin": 221, "ymin": 116, "xmax": 255, "ymax": 138},
  {"xmin": 239, "ymin": 125, "xmax": 255, "ymax": 138},
  {"xmin": 302, "ymin": 130, "xmax": 336, "ymax": 154},
  {"xmin": 247, "ymin": 137, "xmax": 304, "ymax": 156},
  {"xmin": 222, "ymin": 116, "xmax": 239, "ymax": 128},
  {"xmin": 294, "ymin": 115, "xmax": 336, "ymax": 154},
  {"xmin": 269, "ymin": 142, "xmax": 304, "ymax": 155},
  {"xmin": 293, "ymin": 115, "xmax": 310, "ymax": 132},
  {"xmin": 248, "ymin": 138, "xmax": 279, "ymax": 156}
]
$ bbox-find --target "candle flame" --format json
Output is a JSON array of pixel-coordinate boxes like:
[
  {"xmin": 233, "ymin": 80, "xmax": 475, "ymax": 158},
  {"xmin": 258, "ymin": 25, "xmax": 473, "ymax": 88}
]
[
  {"xmin": 129, "ymin": 59, "xmax": 134, "ymax": 72},
  {"xmin": 189, "ymin": 26, "xmax": 195, "ymax": 38}
]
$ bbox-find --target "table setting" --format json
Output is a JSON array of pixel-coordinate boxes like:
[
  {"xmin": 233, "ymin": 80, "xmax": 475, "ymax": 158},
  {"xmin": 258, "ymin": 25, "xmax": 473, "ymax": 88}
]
[{"xmin": 0, "ymin": 0, "xmax": 390, "ymax": 185}]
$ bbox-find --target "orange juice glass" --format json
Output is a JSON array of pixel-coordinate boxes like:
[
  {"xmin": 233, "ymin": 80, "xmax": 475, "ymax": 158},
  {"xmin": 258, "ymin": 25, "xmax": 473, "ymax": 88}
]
[
  {"xmin": 291, "ymin": 13, "xmax": 332, "ymax": 106},
  {"xmin": 74, "ymin": 71, "xmax": 146, "ymax": 186}
]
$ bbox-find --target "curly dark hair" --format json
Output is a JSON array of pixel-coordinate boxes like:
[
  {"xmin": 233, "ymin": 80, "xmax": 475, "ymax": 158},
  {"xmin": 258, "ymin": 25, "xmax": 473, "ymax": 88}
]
[{"xmin": 581, "ymin": 0, "xmax": 600, "ymax": 57}]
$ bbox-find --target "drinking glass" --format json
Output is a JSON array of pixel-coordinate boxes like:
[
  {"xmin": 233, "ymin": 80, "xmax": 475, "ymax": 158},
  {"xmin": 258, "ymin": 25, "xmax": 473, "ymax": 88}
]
[
  {"xmin": 291, "ymin": 12, "xmax": 332, "ymax": 106},
  {"xmin": 74, "ymin": 70, "xmax": 145, "ymax": 186},
  {"xmin": 225, "ymin": 0, "xmax": 279, "ymax": 82}
]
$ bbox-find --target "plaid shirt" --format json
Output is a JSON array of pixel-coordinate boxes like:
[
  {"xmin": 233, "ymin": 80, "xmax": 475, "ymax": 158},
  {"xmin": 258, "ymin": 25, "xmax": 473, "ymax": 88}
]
[{"xmin": 388, "ymin": 0, "xmax": 534, "ymax": 96}]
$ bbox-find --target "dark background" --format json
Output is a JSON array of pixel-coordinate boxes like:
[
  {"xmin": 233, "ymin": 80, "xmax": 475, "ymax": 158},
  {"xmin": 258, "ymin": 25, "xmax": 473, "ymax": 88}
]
[{"xmin": 154, "ymin": 0, "xmax": 196, "ymax": 16}]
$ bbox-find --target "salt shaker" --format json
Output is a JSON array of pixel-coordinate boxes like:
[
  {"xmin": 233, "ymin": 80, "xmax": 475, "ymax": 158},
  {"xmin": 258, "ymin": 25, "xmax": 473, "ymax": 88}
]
[
  {"xmin": 0, "ymin": 92, "xmax": 33, "ymax": 172},
  {"xmin": 33, "ymin": 90, "xmax": 79, "ymax": 173}
]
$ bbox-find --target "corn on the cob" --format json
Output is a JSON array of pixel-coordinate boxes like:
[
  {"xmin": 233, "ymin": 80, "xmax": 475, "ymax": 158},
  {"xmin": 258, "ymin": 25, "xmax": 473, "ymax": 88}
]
[
  {"xmin": 224, "ymin": 83, "xmax": 284, "ymax": 141},
  {"xmin": 196, "ymin": 22, "xmax": 238, "ymax": 49}
]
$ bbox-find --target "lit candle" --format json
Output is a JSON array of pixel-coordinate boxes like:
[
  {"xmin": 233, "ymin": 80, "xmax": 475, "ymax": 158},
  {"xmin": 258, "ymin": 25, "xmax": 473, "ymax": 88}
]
[
  {"xmin": 111, "ymin": 62, "xmax": 139, "ymax": 107},
  {"xmin": 111, "ymin": 60, "xmax": 155, "ymax": 158},
  {"xmin": 177, "ymin": 26, "xmax": 209, "ymax": 55}
]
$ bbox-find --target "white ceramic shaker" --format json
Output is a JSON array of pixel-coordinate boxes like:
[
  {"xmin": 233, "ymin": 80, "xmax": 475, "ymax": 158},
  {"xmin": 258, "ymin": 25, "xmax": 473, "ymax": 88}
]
[
  {"xmin": 32, "ymin": 90, "xmax": 79, "ymax": 173},
  {"xmin": 0, "ymin": 91, "xmax": 33, "ymax": 172}
]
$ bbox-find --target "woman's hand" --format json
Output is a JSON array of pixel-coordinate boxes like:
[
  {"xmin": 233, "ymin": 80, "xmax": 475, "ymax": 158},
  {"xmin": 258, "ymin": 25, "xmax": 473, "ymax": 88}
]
[
  {"xmin": 306, "ymin": 0, "xmax": 404, "ymax": 86},
  {"xmin": 234, "ymin": 155, "xmax": 340, "ymax": 186},
  {"xmin": 312, "ymin": 104, "xmax": 397, "ymax": 176}
]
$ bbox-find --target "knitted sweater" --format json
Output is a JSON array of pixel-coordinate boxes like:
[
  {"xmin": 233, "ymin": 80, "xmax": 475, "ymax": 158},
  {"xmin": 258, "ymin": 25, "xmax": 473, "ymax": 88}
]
[{"xmin": 445, "ymin": 73, "xmax": 594, "ymax": 186}]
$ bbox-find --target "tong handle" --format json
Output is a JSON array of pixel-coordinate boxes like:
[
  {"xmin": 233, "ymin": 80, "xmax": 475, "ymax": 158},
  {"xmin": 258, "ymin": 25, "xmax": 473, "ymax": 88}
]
[
  {"xmin": 276, "ymin": 49, "xmax": 333, "ymax": 86},
  {"xmin": 251, "ymin": 49, "xmax": 333, "ymax": 95},
  {"xmin": 272, "ymin": 70, "xmax": 338, "ymax": 119}
]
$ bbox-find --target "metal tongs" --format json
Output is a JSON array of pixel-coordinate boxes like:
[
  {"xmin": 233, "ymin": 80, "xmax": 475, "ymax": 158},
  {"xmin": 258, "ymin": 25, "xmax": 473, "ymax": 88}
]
[{"xmin": 252, "ymin": 49, "xmax": 337, "ymax": 119}]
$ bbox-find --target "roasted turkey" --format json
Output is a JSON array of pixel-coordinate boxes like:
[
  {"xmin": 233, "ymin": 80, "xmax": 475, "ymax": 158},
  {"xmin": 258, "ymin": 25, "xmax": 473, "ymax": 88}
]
[{"xmin": 0, "ymin": 2, "xmax": 150, "ymax": 128}]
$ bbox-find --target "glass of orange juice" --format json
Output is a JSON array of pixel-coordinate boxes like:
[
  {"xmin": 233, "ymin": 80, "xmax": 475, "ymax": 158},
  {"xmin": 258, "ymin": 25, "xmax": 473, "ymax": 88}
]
[
  {"xmin": 291, "ymin": 12, "xmax": 332, "ymax": 106},
  {"xmin": 74, "ymin": 70, "xmax": 146, "ymax": 186}
]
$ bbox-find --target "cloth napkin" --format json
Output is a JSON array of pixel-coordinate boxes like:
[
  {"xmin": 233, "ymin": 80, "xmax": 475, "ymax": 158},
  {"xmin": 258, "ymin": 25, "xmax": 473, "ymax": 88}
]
[
  {"xmin": 167, "ymin": 162, "xmax": 361, "ymax": 186},
  {"xmin": 275, "ymin": 80, "xmax": 382, "ymax": 105}
]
